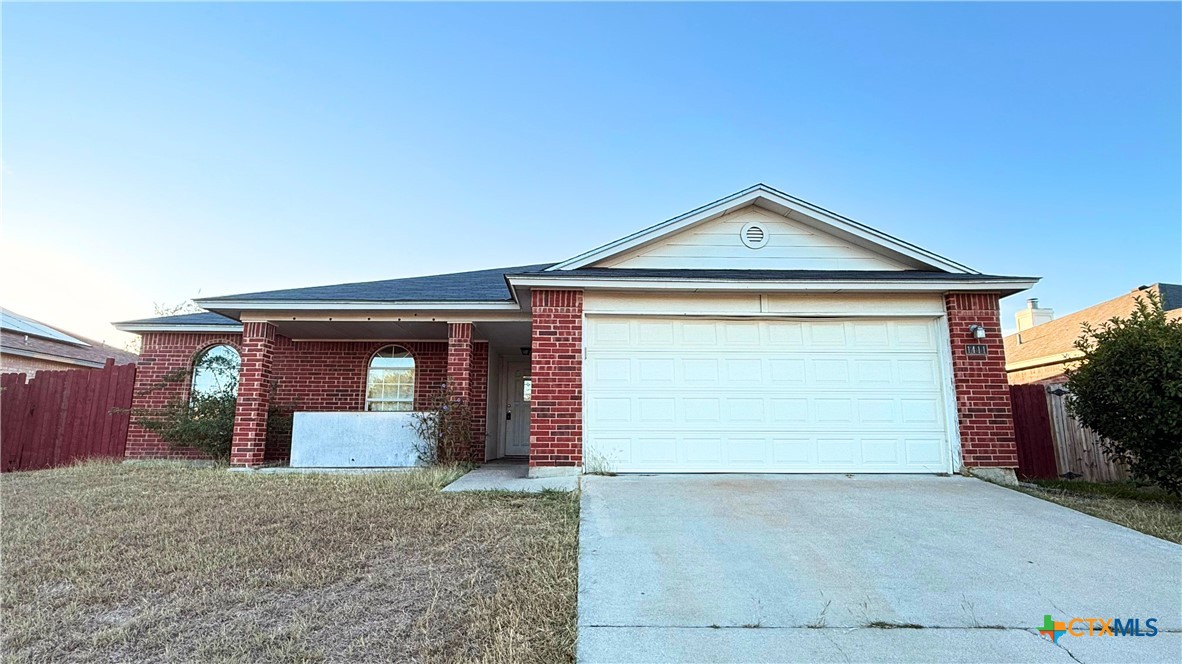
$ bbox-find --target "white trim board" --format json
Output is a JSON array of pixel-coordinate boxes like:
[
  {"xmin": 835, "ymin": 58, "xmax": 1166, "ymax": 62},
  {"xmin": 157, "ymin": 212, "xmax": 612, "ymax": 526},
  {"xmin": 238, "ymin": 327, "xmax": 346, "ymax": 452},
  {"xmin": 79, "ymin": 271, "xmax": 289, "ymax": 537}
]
[
  {"xmin": 113, "ymin": 324, "xmax": 244, "ymax": 334},
  {"xmin": 508, "ymin": 275, "xmax": 1037, "ymax": 294}
]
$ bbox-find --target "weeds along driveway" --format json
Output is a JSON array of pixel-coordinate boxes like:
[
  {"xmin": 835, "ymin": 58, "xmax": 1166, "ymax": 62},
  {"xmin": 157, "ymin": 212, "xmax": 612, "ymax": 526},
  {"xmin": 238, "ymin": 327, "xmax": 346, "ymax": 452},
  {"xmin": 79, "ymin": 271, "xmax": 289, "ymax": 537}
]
[
  {"xmin": 577, "ymin": 474, "xmax": 1182, "ymax": 663},
  {"xmin": 1, "ymin": 462, "xmax": 578, "ymax": 664}
]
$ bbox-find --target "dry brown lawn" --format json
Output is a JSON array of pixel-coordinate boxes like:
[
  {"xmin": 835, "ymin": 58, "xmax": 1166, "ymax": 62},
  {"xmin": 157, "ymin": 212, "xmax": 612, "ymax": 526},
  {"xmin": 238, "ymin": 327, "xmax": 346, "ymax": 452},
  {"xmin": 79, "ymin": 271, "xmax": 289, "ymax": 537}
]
[
  {"xmin": 1018, "ymin": 479, "xmax": 1182, "ymax": 544},
  {"xmin": 0, "ymin": 461, "xmax": 578, "ymax": 663}
]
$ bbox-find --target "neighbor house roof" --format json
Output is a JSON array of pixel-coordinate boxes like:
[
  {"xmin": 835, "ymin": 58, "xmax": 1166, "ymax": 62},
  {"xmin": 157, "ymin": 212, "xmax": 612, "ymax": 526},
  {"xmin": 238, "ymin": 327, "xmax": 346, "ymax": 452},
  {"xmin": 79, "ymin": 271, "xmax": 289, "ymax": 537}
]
[
  {"xmin": 1, "ymin": 308, "xmax": 139, "ymax": 369},
  {"xmin": 1004, "ymin": 283, "xmax": 1182, "ymax": 371}
]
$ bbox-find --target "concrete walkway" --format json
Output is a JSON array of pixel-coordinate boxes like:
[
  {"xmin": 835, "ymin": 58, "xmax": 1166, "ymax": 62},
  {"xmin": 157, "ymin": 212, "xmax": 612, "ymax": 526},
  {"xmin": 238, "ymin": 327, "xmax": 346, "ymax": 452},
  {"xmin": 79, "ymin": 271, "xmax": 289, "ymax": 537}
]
[
  {"xmin": 578, "ymin": 474, "xmax": 1182, "ymax": 663},
  {"xmin": 442, "ymin": 461, "xmax": 579, "ymax": 493}
]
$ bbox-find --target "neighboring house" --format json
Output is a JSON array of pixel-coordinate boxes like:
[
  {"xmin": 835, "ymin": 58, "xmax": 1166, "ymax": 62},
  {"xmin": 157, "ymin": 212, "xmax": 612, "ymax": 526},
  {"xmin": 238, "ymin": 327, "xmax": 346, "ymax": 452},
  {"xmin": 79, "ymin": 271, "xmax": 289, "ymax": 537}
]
[
  {"xmin": 1, "ymin": 308, "xmax": 138, "ymax": 376},
  {"xmin": 1003, "ymin": 283, "xmax": 1182, "ymax": 384},
  {"xmin": 115, "ymin": 184, "xmax": 1038, "ymax": 478}
]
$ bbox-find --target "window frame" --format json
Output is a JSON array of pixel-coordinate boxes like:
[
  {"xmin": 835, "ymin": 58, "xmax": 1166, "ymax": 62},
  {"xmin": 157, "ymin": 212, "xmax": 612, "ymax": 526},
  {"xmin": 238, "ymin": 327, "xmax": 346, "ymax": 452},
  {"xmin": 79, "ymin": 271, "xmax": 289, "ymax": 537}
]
[
  {"xmin": 190, "ymin": 343, "xmax": 241, "ymax": 403},
  {"xmin": 365, "ymin": 345, "xmax": 416, "ymax": 412}
]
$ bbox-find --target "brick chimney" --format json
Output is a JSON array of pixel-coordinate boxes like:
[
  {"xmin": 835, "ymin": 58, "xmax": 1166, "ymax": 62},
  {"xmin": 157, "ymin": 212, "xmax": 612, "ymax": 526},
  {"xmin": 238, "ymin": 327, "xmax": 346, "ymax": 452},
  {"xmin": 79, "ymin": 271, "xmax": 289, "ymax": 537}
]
[{"xmin": 1015, "ymin": 297, "xmax": 1054, "ymax": 332}]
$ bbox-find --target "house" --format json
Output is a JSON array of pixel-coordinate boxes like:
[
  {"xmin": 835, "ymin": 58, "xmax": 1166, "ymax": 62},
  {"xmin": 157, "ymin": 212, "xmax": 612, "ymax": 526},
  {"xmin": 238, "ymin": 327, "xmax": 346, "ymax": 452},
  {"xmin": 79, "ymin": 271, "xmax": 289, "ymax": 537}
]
[
  {"xmin": 1, "ymin": 308, "xmax": 138, "ymax": 376},
  {"xmin": 115, "ymin": 184, "xmax": 1038, "ymax": 479},
  {"xmin": 1003, "ymin": 283, "xmax": 1182, "ymax": 384}
]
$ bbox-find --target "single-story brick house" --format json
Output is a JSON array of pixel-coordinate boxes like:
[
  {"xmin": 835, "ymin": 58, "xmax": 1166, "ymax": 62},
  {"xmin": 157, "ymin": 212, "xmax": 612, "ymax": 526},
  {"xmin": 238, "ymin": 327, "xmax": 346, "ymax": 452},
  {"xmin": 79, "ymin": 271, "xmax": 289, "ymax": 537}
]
[{"xmin": 116, "ymin": 185, "xmax": 1037, "ymax": 478}]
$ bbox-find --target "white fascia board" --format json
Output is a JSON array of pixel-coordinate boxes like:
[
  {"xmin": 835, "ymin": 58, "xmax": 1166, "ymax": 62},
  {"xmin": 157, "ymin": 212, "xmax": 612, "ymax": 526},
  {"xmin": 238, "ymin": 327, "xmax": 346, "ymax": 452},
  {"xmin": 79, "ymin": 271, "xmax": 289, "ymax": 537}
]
[
  {"xmin": 113, "ymin": 323, "xmax": 245, "ymax": 334},
  {"xmin": 192, "ymin": 299, "xmax": 523, "ymax": 312},
  {"xmin": 547, "ymin": 184, "xmax": 978, "ymax": 274},
  {"xmin": 507, "ymin": 275, "xmax": 1039, "ymax": 293}
]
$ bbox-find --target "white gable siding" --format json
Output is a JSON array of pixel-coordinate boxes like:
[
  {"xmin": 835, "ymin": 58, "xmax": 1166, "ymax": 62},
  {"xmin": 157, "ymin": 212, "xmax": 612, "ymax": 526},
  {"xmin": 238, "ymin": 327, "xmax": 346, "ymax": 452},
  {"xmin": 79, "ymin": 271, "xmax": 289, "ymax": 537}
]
[{"xmin": 595, "ymin": 205, "xmax": 910, "ymax": 271}]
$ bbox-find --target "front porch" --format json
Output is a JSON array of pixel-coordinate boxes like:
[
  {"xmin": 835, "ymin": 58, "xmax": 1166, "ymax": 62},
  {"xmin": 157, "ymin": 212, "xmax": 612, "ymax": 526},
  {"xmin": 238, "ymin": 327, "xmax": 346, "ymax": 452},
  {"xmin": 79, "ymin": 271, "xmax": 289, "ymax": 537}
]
[{"xmin": 221, "ymin": 290, "xmax": 584, "ymax": 475}]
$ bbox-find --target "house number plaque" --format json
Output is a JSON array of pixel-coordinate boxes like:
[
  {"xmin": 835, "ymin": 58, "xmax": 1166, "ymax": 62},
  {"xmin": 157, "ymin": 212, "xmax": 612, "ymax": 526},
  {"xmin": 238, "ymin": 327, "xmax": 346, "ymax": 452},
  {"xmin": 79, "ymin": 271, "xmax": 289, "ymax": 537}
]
[{"xmin": 965, "ymin": 344, "xmax": 988, "ymax": 357}]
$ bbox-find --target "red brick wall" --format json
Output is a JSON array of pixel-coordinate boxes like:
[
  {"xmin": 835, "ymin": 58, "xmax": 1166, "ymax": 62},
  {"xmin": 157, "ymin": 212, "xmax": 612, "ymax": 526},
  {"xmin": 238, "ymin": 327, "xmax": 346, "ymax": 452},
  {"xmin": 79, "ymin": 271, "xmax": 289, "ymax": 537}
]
[
  {"xmin": 126, "ymin": 332, "xmax": 244, "ymax": 460},
  {"xmin": 230, "ymin": 322, "xmax": 277, "ymax": 467},
  {"xmin": 529, "ymin": 289, "xmax": 583, "ymax": 469},
  {"xmin": 267, "ymin": 338, "xmax": 448, "ymax": 461},
  {"xmin": 945, "ymin": 293, "xmax": 1019, "ymax": 468},
  {"xmin": 126, "ymin": 331, "xmax": 448, "ymax": 462},
  {"xmin": 470, "ymin": 341, "xmax": 489, "ymax": 461}
]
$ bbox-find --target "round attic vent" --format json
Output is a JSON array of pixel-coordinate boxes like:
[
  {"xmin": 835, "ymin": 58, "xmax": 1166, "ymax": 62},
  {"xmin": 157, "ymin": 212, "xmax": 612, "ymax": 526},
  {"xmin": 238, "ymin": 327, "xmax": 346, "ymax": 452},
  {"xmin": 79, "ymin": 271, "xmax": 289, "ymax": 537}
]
[{"xmin": 740, "ymin": 222, "xmax": 769, "ymax": 249}]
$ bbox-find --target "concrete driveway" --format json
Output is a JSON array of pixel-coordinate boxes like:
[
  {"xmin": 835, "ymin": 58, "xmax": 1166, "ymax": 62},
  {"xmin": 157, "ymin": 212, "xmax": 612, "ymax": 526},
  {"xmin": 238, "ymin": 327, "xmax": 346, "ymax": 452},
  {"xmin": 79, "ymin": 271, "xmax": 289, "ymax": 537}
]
[{"xmin": 578, "ymin": 475, "xmax": 1181, "ymax": 663}]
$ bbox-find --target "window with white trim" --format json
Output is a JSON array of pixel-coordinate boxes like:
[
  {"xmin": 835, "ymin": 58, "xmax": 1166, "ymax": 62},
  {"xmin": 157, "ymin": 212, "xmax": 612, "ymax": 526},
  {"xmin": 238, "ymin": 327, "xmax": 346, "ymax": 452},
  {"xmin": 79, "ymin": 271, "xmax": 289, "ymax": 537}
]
[
  {"xmin": 191, "ymin": 344, "xmax": 240, "ymax": 401},
  {"xmin": 366, "ymin": 345, "xmax": 415, "ymax": 412}
]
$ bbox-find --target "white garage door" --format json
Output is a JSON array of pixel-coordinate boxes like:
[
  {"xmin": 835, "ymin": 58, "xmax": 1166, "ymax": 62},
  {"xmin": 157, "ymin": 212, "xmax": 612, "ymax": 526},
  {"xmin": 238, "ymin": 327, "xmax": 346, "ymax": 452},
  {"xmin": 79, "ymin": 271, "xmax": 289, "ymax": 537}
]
[{"xmin": 584, "ymin": 317, "xmax": 954, "ymax": 473}]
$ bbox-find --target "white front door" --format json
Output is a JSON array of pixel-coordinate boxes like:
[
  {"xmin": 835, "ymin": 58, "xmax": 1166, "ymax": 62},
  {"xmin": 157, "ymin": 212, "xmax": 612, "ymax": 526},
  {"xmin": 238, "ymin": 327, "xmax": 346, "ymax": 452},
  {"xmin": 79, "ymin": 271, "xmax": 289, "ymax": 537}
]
[
  {"xmin": 584, "ymin": 316, "xmax": 954, "ymax": 473},
  {"xmin": 503, "ymin": 361, "xmax": 532, "ymax": 456}
]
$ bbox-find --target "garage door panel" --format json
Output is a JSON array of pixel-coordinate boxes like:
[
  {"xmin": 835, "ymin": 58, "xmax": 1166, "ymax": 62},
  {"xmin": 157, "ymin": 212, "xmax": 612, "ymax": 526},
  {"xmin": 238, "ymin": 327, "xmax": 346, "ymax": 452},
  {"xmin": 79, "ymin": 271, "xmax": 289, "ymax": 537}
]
[
  {"xmin": 725, "ymin": 398, "xmax": 765, "ymax": 423},
  {"xmin": 683, "ymin": 438, "xmax": 723, "ymax": 463},
  {"xmin": 727, "ymin": 438, "xmax": 768, "ymax": 463},
  {"xmin": 638, "ymin": 398, "xmax": 676, "ymax": 422},
  {"xmin": 772, "ymin": 438, "xmax": 812, "ymax": 464},
  {"xmin": 638, "ymin": 321, "xmax": 675, "ymax": 344},
  {"xmin": 584, "ymin": 317, "xmax": 953, "ymax": 473},
  {"xmin": 634, "ymin": 438, "xmax": 677, "ymax": 464}
]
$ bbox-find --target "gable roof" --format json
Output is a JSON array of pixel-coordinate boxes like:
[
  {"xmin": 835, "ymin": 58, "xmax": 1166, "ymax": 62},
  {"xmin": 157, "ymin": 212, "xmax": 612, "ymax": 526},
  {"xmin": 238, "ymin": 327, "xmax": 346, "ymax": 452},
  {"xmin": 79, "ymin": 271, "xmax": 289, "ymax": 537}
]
[
  {"xmin": 119, "ymin": 185, "xmax": 1037, "ymax": 331},
  {"xmin": 1004, "ymin": 283, "xmax": 1182, "ymax": 370},
  {"xmin": 547, "ymin": 184, "xmax": 977, "ymax": 274},
  {"xmin": 1, "ymin": 307, "xmax": 138, "ymax": 368}
]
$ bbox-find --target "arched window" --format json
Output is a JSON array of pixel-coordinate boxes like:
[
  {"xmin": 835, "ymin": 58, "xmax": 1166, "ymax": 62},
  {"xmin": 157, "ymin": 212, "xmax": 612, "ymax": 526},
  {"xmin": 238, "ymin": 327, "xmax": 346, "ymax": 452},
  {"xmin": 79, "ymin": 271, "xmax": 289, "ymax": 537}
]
[
  {"xmin": 366, "ymin": 345, "xmax": 415, "ymax": 411},
  {"xmin": 191, "ymin": 344, "xmax": 241, "ymax": 400}
]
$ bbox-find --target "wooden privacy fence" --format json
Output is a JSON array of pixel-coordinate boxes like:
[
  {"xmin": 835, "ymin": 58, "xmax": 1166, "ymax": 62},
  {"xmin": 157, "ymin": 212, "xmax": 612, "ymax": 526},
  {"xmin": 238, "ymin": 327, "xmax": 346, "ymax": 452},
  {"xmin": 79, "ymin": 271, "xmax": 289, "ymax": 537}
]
[
  {"xmin": 1010, "ymin": 382, "xmax": 1128, "ymax": 482},
  {"xmin": 1, "ymin": 360, "xmax": 137, "ymax": 472}
]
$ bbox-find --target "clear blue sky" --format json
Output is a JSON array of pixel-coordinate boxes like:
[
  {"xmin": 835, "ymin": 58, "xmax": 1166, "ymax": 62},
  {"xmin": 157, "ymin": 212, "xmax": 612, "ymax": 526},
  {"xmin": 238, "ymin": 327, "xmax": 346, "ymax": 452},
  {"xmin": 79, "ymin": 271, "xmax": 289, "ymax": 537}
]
[{"xmin": 4, "ymin": 2, "xmax": 1179, "ymax": 344}]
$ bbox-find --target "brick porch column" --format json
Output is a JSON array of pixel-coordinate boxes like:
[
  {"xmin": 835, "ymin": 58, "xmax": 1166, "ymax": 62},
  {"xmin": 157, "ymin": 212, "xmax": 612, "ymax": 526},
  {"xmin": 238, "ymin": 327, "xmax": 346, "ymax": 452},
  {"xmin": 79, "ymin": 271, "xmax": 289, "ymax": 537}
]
[
  {"xmin": 944, "ymin": 293, "xmax": 1019, "ymax": 481},
  {"xmin": 446, "ymin": 322, "xmax": 475, "ymax": 460},
  {"xmin": 230, "ymin": 321, "xmax": 277, "ymax": 468},
  {"xmin": 469, "ymin": 341, "xmax": 489, "ymax": 462},
  {"xmin": 529, "ymin": 289, "xmax": 583, "ymax": 477}
]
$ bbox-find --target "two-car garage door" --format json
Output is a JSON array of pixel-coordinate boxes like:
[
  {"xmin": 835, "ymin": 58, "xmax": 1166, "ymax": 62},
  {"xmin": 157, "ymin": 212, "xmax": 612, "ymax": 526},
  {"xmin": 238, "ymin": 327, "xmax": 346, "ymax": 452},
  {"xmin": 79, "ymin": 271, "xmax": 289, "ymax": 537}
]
[{"xmin": 583, "ymin": 317, "xmax": 954, "ymax": 473}]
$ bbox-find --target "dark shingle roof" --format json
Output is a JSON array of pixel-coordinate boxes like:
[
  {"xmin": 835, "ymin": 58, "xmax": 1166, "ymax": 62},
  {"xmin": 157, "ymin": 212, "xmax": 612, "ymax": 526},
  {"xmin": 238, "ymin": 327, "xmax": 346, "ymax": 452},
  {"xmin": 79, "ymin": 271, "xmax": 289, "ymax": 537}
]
[
  {"xmin": 200, "ymin": 264, "xmax": 554, "ymax": 303},
  {"xmin": 116, "ymin": 312, "xmax": 242, "ymax": 327}
]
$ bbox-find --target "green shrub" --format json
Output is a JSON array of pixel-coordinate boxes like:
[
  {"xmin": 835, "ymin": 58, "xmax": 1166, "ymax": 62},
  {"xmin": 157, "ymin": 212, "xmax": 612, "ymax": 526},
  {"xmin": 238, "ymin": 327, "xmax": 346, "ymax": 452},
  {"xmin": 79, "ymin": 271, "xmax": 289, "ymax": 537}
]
[
  {"xmin": 1066, "ymin": 292, "xmax": 1182, "ymax": 495},
  {"xmin": 131, "ymin": 353, "xmax": 240, "ymax": 460}
]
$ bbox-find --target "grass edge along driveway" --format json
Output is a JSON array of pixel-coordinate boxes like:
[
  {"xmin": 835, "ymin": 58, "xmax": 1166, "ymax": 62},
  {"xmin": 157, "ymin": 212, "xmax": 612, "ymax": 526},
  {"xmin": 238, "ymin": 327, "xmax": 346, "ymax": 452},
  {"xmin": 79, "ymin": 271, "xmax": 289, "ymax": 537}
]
[{"xmin": 1016, "ymin": 478, "xmax": 1182, "ymax": 544}]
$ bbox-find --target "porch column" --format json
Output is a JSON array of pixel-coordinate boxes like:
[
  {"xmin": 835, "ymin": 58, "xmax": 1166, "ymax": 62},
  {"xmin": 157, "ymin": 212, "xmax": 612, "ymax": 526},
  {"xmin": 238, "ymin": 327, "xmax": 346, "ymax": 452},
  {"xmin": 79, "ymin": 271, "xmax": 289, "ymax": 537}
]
[
  {"xmin": 944, "ymin": 292, "xmax": 1019, "ymax": 483},
  {"xmin": 230, "ymin": 321, "xmax": 277, "ymax": 468},
  {"xmin": 446, "ymin": 322, "xmax": 475, "ymax": 460},
  {"xmin": 469, "ymin": 341, "xmax": 489, "ymax": 462},
  {"xmin": 528, "ymin": 289, "xmax": 583, "ymax": 477}
]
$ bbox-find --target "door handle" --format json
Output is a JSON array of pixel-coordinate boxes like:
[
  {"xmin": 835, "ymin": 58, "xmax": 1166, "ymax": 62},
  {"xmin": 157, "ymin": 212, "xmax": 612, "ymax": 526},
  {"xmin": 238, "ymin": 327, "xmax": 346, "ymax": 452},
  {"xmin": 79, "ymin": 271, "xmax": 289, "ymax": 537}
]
[{"xmin": 506, "ymin": 411, "xmax": 511, "ymax": 421}]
